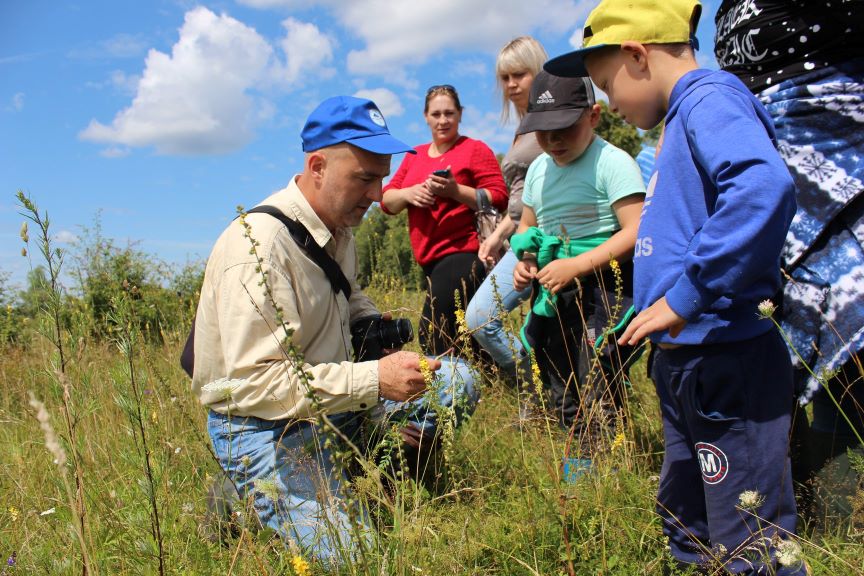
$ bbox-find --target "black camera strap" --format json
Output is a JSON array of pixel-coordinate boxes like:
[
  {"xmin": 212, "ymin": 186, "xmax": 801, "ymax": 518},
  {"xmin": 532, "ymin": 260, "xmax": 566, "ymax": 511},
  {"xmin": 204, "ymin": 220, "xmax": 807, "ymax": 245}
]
[
  {"xmin": 180, "ymin": 204, "xmax": 353, "ymax": 378},
  {"xmin": 246, "ymin": 205, "xmax": 352, "ymax": 300}
]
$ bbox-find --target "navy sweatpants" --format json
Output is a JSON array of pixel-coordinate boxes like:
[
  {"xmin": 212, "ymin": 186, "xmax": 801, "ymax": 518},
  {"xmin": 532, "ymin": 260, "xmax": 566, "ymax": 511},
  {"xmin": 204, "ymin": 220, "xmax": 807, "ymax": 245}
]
[{"xmin": 652, "ymin": 329, "xmax": 807, "ymax": 574}]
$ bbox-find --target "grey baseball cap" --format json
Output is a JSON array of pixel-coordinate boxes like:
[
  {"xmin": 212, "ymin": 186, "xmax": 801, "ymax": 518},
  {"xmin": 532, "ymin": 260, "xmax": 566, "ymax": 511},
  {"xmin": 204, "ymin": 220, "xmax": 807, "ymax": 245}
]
[{"xmin": 516, "ymin": 71, "xmax": 596, "ymax": 135}]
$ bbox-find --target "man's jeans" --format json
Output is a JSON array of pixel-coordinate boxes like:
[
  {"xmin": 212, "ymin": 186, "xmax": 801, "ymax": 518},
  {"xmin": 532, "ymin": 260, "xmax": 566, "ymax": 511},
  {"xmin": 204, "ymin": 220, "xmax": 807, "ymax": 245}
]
[
  {"xmin": 208, "ymin": 355, "xmax": 477, "ymax": 561},
  {"xmin": 465, "ymin": 250, "xmax": 530, "ymax": 375}
]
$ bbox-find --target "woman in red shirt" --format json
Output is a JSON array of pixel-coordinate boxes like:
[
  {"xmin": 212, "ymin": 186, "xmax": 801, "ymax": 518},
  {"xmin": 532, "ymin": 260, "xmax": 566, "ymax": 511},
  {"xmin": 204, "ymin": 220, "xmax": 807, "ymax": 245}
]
[{"xmin": 382, "ymin": 85, "xmax": 508, "ymax": 356}]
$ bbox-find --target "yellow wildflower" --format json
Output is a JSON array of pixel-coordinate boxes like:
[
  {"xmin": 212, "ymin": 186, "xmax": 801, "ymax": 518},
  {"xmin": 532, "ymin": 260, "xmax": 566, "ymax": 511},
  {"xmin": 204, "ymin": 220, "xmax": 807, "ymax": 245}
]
[
  {"xmin": 8, "ymin": 506, "xmax": 19, "ymax": 522},
  {"xmin": 418, "ymin": 355, "xmax": 433, "ymax": 385},
  {"xmin": 291, "ymin": 554, "xmax": 311, "ymax": 576},
  {"xmin": 611, "ymin": 431, "xmax": 626, "ymax": 452},
  {"xmin": 455, "ymin": 308, "xmax": 469, "ymax": 337}
]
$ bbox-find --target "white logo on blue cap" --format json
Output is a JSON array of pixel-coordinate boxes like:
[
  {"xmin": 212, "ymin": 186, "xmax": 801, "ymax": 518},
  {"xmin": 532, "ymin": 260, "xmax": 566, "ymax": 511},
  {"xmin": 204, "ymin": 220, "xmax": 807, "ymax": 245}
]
[{"xmin": 369, "ymin": 109, "xmax": 386, "ymax": 127}]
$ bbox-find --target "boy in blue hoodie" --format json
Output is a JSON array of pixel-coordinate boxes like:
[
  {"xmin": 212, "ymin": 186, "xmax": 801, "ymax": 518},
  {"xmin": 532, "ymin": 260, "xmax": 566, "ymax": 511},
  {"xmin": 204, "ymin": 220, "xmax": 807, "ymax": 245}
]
[{"xmin": 546, "ymin": 1, "xmax": 805, "ymax": 574}]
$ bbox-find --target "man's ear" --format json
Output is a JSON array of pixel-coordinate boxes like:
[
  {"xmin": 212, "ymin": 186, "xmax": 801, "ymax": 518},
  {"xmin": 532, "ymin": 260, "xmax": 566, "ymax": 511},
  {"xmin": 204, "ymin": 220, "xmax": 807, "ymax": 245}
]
[
  {"xmin": 620, "ymin": 41, "xmax": 650, "ymax": 72},
  {"xmin": 305, "ymin": 150, "xmax": 327, "ymax": 182}
]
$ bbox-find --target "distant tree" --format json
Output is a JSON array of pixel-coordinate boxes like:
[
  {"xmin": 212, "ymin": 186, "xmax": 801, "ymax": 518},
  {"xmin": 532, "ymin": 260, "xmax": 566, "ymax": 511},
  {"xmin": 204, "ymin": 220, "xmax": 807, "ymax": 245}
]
[
  {"xmin": 641, "ymin": 122, "xmax": 664, "ymax": 146},
  {"xmin": 0, "ymin": 270, "xmax": 29, "ymax": 345},
  {"xmin": 596, "ymin": 101, "xmax": 643, "ymax": 158},
  {"xmin": 355, "ymin": 207, "xmax": 423, "ymax": 290},
  {"xmin": 66, "ymin": 215, "xmax": 204, "ymax": 340},
  {"xmin": 19, "ymin": 266, "xmax": 51, "ymax": 319}
]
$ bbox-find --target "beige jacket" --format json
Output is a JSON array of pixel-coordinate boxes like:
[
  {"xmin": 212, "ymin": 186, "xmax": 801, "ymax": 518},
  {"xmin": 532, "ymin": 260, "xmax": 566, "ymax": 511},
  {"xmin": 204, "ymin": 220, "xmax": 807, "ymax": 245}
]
[{"xmin": 192, "ymin": 177, "xmax": 381, "ymax": 420}]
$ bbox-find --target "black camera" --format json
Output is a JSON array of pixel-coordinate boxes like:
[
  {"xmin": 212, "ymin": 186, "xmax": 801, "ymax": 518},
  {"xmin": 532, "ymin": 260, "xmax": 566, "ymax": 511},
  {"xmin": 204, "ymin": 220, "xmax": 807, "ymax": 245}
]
[{"xmin": 350, "ymin": 315, "xmax": 414, "ymax": 361}]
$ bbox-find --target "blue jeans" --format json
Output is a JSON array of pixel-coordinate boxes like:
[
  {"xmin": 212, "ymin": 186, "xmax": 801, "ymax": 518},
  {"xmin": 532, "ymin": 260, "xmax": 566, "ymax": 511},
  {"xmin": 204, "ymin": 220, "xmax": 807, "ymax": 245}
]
[
  {"xmin": 465, "ymin": 250, "xmax": 530, "ymax": 374},
  {"xmin": 207, "ymin": 355, "xmax": 477, "ymax": 561}
]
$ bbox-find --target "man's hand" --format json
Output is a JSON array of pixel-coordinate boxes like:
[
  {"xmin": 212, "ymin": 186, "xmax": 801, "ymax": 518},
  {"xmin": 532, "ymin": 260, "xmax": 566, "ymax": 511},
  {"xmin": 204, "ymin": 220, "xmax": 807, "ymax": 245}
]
[
  {"xmin": 535, "ymin": 258, "xmax": 582, "ymax": 295},
  {"xmin": 617, "ymin": 296, "xmax": 687, "ymax": 346},
  {"xmin": 378, "ymin": 351, "xmax": 438, "ymax": 402},
  {"xmin": 513, "ymin": 259, "xmax": 537, "ymax": 291}
]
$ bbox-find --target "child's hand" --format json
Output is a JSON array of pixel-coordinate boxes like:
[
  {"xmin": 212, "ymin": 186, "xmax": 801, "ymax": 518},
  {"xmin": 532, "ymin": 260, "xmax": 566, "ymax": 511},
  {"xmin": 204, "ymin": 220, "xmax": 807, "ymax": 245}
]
[
  {"xmin": 617, "ymin": 296, "xmax": 686, "ymax": 346},
  {"xmin": 535, "ymin": 259, "xmax": 581, "ymax": 295},
  {"xmin": 513, "ymin": 259, "xmax": 537, "ymax": 291}
]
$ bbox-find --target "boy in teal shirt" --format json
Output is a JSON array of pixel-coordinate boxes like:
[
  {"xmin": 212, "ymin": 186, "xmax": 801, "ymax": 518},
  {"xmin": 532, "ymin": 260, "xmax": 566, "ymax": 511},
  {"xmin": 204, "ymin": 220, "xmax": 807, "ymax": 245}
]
[{"xmin": 511, "ymin": 70, "xmax": 644, "ymax": 430}]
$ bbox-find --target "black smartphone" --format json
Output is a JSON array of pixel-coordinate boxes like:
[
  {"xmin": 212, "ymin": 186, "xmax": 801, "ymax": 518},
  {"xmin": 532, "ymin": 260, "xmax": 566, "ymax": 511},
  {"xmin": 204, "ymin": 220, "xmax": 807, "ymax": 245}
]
[{"xmin": 432, "ymin": 168, "xmax": 451, "ymax": 178}]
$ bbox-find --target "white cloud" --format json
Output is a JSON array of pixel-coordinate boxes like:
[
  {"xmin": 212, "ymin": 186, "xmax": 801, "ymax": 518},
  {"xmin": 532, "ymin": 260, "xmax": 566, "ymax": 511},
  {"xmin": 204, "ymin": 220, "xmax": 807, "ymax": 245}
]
[
  {"xmin": 102, "ymin": 34, "xmax": 149, "ymax": 58},
  {"xmin": 353, "ymin": 88, "xmax": 404, "ymax": 119},
  {"xmin": 11, "ymin": 93, "xmax": 24, "ymax": 112},
  {"xmin": 109, "ymin": 70, "xmax": 141, "ymax": 94},
  {"xmin": 79, "ymin": 7, "xmax": 275, "ymax": 155},
  {"xmin": 68, "ymin": 33, "xmax": 149, "ymax": 59},
  {"xmin": 79, "ymin": 8, "xmax": 338, "ymax": 155},
  {"xmin": 54, "ymin": 230, "xmax": 79, "ymax": 244},
  {"xmin": 341, "ymin": 0, "xmax": 590, "ymax": 78},
  {"xmin": 452, "ymin": 59, "xmax": 489, "ymax": 78},
  {"xmin": 568, "ymin": 28, "xmax": 583, "ymax": 49},
  {"xmin": 272, "ymin": 17, "xmax": 335, "ymax": 85},
  {"xmin": 459, "ymin": 108, "xmax": 514, "ymax": 151},
  {"xmin": 99, "ymin": 146, "xmax": 131, "ymax": 158},
  {"xmin": 86, "ymin": 71, "xmax": 140, "ymax": 94},
  {"xmin": 239, "ymin": 0, "xmax": 594, "ymax": 81}
]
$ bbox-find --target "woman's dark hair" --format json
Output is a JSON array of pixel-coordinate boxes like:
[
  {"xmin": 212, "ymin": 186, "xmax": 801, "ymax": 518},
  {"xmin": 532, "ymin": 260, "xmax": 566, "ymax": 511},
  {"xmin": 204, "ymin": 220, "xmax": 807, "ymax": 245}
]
[{"xmin": 424, "ymin": 84, "xmax": 463, "ymax": 113}]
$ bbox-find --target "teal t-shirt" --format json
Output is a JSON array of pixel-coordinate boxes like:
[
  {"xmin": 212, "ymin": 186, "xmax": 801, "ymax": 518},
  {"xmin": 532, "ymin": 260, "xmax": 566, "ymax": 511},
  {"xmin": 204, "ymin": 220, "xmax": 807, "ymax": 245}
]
[{"xmin": 522, "ymin": 136, "xmax": 646, "ymax": 239}]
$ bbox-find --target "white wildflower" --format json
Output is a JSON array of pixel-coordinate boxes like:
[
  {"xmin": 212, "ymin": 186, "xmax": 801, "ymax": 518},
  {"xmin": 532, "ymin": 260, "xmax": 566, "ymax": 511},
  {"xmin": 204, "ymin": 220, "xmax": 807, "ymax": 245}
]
[
  {"xmin": 776, "ymin": 538, "xmax": 803, "ymax": 567},
  {"xmin": 738, "ymin": 490, "xmax": 765, "ymax": 511},
  {"xmin": 757, "ymin": 299, "xmax": 776, "ymax": 319},
  {"xmin": 201, "ymin": 377, "xmax": 244, "ymax": 400},
  {"xmin": 255, "ymin": 474, "xmax": 281, "ymax": 503}
]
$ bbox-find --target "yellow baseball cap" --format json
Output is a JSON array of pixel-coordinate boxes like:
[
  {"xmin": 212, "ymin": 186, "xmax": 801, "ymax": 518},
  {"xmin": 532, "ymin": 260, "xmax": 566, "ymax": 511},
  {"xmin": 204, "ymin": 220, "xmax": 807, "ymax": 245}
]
[{"xmin": 545, "ymin": 0, "xmax": 702, "ymax": 77}]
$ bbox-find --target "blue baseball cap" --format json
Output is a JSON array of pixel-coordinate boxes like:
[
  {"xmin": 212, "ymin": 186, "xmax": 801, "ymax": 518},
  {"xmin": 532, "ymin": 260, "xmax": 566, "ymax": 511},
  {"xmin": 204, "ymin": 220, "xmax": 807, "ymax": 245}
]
[{"xmin": 301, "ymin": 96, "xmax": 416, "ymax": 155}]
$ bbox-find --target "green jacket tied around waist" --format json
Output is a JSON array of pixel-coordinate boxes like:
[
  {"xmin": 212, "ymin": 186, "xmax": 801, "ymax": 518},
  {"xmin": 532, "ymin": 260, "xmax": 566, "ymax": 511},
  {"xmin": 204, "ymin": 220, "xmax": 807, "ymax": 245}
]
[{"xmin": 510, "ymin": 226, "xmax": 610, "ymax": 318}]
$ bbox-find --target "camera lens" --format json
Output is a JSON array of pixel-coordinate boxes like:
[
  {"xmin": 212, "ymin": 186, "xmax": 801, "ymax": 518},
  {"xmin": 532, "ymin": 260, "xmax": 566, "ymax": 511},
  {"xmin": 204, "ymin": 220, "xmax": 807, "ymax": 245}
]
[{"xmin": 379, "ymin": 318, "xmax": 413, "ymax": 349}]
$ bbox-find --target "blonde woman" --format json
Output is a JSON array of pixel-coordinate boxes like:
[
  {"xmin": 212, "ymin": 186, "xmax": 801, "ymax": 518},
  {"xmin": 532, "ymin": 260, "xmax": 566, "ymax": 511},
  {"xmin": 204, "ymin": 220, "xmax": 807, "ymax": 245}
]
[{"xmin": 466, "ymin": 36, "xmax": 547, "ymax": 380}]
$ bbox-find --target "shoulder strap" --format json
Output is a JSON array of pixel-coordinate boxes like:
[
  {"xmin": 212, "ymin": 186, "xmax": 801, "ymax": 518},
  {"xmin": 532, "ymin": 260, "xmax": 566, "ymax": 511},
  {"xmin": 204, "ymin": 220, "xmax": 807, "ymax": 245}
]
[
  {"xmin": 180, "ymin": 204, "xmax": 353, "ymax": 379},
  {"xmin": 245, "ymin": 205, "xmax": 352, "ymax": 300}
]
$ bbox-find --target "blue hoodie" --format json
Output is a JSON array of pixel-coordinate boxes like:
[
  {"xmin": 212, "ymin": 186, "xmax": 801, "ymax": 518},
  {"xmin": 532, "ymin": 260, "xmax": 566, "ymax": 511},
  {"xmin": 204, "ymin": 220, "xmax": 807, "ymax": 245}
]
[{"xmin": 633, "ymin": 69, "xmax": 796, "ymax": 345}]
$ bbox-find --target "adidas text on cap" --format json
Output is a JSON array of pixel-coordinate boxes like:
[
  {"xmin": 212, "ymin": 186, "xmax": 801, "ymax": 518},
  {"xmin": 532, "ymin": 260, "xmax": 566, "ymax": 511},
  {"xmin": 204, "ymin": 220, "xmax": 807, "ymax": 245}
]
[
  {"xmin": 545, "ymin": 0, "xmax": 702, "ymax": 77},
  {"xmin": 516, "ymin": 71, "xmax": 596, "ymax": 135},
  {"xmin": 301, "ymin": 96, "xmax": 415, "ymax": 155}
]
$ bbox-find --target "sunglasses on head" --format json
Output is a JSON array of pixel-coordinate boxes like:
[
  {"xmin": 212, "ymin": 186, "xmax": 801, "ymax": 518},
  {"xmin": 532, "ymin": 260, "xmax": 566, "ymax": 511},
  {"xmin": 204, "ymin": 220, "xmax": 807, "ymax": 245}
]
[{"xmin": 427, "ymin": 84, "xmax": 457, "ymax": 94}]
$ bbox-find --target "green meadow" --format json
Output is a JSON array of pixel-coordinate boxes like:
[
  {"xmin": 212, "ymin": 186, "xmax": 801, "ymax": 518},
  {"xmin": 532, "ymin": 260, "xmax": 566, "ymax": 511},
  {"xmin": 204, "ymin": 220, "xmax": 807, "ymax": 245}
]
[{"xmin": 2, "ymin": 191, "xmax": 863, "ymax": 576}]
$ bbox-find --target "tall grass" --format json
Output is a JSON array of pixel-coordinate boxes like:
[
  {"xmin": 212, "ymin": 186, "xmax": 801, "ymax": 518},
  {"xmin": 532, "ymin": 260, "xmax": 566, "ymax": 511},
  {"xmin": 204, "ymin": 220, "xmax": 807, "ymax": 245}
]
[{"xmin": 1, "ymin": 196, "xmax": 863, "ymax": 575}]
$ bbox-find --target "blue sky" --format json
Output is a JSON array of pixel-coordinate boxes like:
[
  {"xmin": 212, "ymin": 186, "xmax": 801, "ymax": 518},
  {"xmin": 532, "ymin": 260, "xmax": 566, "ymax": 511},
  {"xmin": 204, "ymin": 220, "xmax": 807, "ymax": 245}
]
[{"xmin": 1, "ymin": 0, "xmax": 719, "ymax": 286}]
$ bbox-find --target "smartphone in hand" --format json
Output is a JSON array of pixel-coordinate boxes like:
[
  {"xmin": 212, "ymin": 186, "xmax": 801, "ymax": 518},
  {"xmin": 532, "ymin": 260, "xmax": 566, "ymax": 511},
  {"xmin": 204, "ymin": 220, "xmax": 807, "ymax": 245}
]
[{"xmin": 432, "ymin": 168, "xmax": 451, "ymax": 178}]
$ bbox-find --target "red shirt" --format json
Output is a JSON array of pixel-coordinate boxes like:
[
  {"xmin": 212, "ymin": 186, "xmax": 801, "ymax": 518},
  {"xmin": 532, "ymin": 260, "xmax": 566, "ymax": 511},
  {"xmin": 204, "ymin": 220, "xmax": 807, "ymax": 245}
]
[{"xmin": 382, "ymin": 136, "xmax": 507, "ymax": 266}]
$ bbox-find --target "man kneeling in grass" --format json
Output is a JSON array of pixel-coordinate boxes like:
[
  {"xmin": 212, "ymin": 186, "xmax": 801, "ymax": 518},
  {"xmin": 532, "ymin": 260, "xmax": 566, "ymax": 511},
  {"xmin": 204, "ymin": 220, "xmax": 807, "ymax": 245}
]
[{"xmin": 190, "ymin": 96, "xmax": 477, "ymax": 563}]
